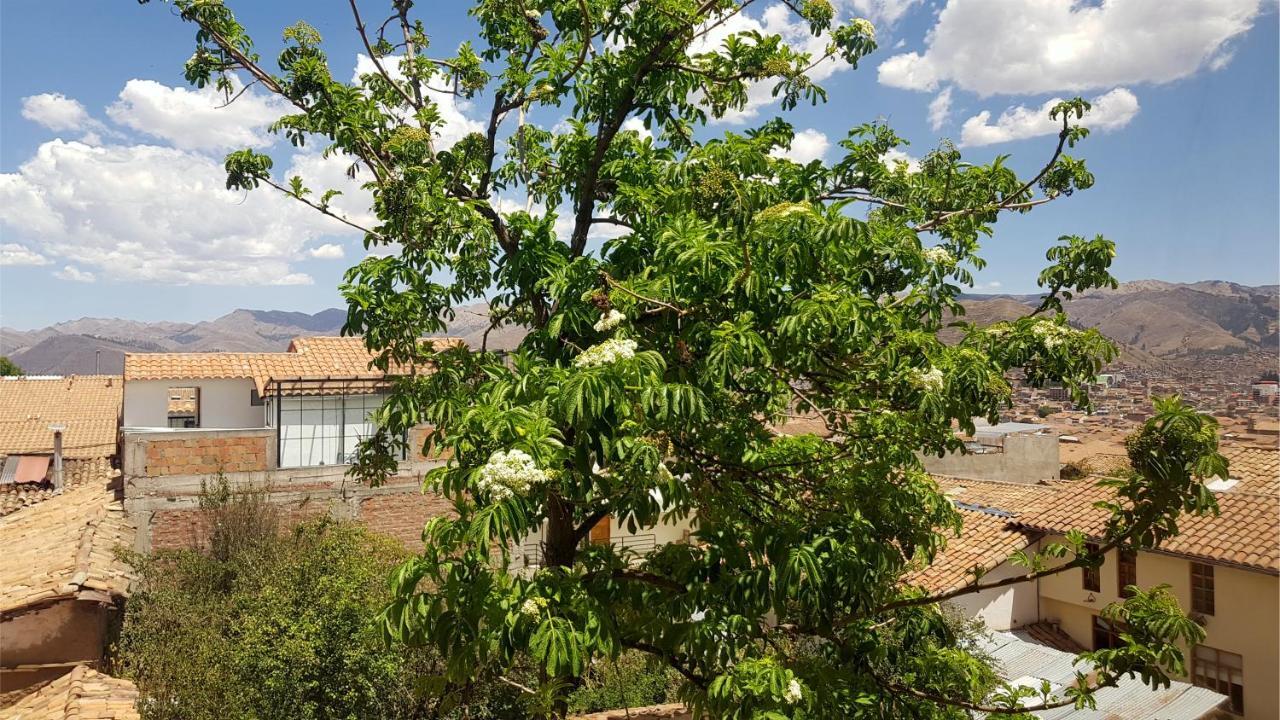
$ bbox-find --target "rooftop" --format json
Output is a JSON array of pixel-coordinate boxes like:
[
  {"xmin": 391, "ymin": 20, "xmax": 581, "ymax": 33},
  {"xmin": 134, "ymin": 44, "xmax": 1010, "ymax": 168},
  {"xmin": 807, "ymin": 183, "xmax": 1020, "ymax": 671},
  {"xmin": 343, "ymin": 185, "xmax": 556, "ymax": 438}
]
[
  {"xmin": 0, "ymin": 375, "xmax": 122, "ymax": 459},
  {"xmin": 909, "ymin": 476, "xmax": 1057, "ymax": 592},
  {"xmin": 1017, "ymin": 480, "xmax": 1279, "ymax": 575},
  {"xmin": 1219, "ymin": 445, "xmax": 1279, "ymax": 495},
  {"xmin": 124, "ymin": 336, "xmax": 460, "ymax": 394},
  {"xmin": 0, "ymin": 479, "xmax": 134, "ymax": 615},
  {"xmin": 979, "ymin": 630, "xmax": 1225, "ymax": 719},
  {"xmin": 2, "ymin": 665, "xmax": 139, "ymax": 719},
  {"xmin": 0, "ymin": 456, "xmax": 115, "ymax": 518}
]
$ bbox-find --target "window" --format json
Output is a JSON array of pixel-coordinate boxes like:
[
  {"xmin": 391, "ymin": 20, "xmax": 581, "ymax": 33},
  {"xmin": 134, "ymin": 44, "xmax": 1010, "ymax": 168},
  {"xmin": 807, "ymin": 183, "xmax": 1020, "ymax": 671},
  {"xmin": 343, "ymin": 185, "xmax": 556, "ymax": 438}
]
[
  {"xmin": 1192, "ymin": 645, "xmax": 1244, "ymax": 715},
  {"xmin": 1092, "ymin": 615, "xmax": 1126, "ymax": 650},
  {"xmin": 166, "ymin": 386, "xmax": 199, "ymax": 428},
  {"xmin": 1117, "ymin": 548, "xmax": 1137, "ymax": 598},
  {"xmin": 275, "ymin": 393, "xmax": 388, "ymax": 468},
  {"xmin": 1191, "ymin": 562, "xmax": 1215, "ymax": 615},
  {"xmin": 1082, "ymin": 543, "xmax": 1101, "ymax": 592}
]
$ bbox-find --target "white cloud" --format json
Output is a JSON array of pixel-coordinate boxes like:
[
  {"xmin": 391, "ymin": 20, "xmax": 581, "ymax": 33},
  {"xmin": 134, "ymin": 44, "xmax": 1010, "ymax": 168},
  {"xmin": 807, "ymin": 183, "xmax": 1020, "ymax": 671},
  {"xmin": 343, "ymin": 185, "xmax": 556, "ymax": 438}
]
[
  {"xmin": 307, "ymin": 243, "xmax": 346, "ymax": 259},
  {"xmin": 21, "ymin": 93, "xmax": 92, "ymax": 132},
  {"xmin": 694, "ymin": 5, "xmax": 851, "ymax": 124},
  {"xmin": 54, "ymin": 266, "xmax": 95, "ymax": 283},
  {"xmin": 771, "ymin": 128, "xmax": 830, "ymax": 163},
  {"xmin": 0, "ymin": 140, "xmax": 365, "ymax": 285},
  {"xmin": 959, "ymin": 87, "xmax": 1139, "ymax": 147},
  {"xmin": 0, "ymin": 243, "xmax": 51, "ymax": 266},
  {"xmin": 927, "ymin": 87, "xmax": 953, "ymax": 131},
  {"xmin": 881, "ymin": 147, "xmax": 920, "ymax": 173},
  {"xmin": 283, "ymin": 150, "xmax": 378, "ymax": 230},
  {"xmin": 878, "ymin": 0, "xmax": 1263, "ymax": 96},
  {"xmin": 622, "ymin": 117, "xmax": 652, "ymax": 140},
  {"xmin": 106, "ymin": 79, "xmax": 286, "ymax": 152},
  {"xmin": 352, "ymin": 55, "xmax": 482, "ymax": 148}
]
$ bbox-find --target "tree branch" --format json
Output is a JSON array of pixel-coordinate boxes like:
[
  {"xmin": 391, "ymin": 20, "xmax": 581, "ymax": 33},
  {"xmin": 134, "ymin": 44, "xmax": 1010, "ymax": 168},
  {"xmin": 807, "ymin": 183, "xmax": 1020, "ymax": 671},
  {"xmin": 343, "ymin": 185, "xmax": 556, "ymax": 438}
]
[
  {"xmin": 602, "ymin": 272, "xmax": 688, "ymax": 316},
  {"xmin": 349, "ymin": 0, "xmax": 423, "ymax": 115},
  {"xmin": 259, "ymin": 176, "xmax": 384, "ymax": 241}
]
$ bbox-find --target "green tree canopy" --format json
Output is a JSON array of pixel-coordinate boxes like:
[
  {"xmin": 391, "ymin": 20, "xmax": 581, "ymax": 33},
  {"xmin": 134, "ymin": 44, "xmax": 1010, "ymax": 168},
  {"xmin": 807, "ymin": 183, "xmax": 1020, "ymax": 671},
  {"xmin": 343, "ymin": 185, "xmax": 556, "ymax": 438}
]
[
  {"xmin": 146, "ymin": 1, "xmax": 1226, "ymax": 717},
  {"xmin": 0, "ymin": 356, "xmax": 23, "ymax": 376}
]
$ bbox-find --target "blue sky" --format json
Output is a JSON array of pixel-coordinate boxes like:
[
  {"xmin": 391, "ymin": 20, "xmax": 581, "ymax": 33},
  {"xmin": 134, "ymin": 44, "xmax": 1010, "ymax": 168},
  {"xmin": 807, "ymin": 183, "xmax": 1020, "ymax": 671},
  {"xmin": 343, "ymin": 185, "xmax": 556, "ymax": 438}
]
[{"xmin": 1, "ymin": 0, "xmax": 1276, "ymax": 329}]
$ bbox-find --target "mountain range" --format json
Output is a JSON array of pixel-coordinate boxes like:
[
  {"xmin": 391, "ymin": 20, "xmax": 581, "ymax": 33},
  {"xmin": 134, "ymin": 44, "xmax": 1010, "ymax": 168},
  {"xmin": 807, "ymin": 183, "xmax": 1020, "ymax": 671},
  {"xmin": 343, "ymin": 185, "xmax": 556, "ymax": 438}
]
[{"xmin": 2, "ymin": 280, "xmax": 1275, "ymax": 375}]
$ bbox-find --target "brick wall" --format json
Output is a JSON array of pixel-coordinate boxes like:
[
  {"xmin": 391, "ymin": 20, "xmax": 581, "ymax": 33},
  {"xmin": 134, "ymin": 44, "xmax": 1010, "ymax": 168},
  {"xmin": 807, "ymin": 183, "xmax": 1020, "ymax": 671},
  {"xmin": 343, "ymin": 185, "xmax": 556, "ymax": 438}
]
[
  {"xmin": 359, "ymin": 491, "xmax": 455, "ymax": 547},
  {"xmin": 142, "ymin": 434, "xmax": 269, "ymax": 476},
  {"xmin": 406, "ymin": 424, "xmax": 452, "ymax": 461},
  {"xmin": 149, "ymin": 509, "xmax": 206, "ymax": 551},
  {"xmin": 146, "ymin": 490, "xmax": 453, "ymax": 551}
]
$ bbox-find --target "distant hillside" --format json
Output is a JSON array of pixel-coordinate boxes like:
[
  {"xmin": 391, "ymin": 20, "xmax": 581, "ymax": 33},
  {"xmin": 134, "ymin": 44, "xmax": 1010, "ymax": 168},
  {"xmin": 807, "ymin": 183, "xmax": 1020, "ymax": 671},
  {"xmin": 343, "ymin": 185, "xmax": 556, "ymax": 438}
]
[
  {"xmin": 0, "ymin": 308, "xmax": 349, "ymax": 374},
  {"xmin": 1, "ymin": 281, "xmax": 1274, "ymax": 375},
  {"xmin": 957, "ymin": 280, "xmax": 1278, "ymax": 359}
]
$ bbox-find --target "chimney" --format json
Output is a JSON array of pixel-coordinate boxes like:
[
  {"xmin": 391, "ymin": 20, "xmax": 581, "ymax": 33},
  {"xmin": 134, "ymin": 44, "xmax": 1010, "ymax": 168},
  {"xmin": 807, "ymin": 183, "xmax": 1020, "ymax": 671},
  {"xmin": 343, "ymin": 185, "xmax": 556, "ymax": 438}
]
[
  {"xmin": 49, "ymin": 424, "xmax": 66, "ymax": 490},
  {"xmin": 95, "ymin": 350, "xmax": 101, "ymax": 374}
]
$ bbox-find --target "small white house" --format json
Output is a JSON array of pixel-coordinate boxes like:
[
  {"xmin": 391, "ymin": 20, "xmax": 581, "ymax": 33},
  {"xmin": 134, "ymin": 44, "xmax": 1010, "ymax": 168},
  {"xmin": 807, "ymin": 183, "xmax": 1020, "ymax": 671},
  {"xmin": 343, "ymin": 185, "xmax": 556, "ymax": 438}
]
[{"xmin": 123, "ymin": 337, "xmax": 449, "ymax": 469}]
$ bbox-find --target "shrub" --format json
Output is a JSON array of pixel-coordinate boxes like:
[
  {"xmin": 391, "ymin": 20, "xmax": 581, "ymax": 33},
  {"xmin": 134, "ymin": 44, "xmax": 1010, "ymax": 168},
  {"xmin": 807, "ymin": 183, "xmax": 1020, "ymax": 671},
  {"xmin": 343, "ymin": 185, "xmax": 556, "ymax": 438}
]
[{"xmin": 115, "ymin": 482, "xmax": 678, "ymax": 719}]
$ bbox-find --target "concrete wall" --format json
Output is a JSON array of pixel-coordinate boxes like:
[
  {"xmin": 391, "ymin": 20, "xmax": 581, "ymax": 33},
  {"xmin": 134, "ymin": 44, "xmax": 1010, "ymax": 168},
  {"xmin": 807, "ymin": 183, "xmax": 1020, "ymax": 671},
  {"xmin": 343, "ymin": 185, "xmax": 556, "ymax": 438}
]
[
  {"xmin": 946, "ymin": 560, "xmax": 1039, "ymax": 631},
  {"xmin": 124, "ymin": 378, "xmax": 264, "ymax": 428},
  {"xmin": 0, "ymin": 600, "xmax": 115, "ymax": 695},
  {"xmin": 1037, "ymin": 536, "xmax": 1279, "ymax": 720},
  {"xmin": 922, "ymin": 431, "xmax": 1060, "ymax": 483}
]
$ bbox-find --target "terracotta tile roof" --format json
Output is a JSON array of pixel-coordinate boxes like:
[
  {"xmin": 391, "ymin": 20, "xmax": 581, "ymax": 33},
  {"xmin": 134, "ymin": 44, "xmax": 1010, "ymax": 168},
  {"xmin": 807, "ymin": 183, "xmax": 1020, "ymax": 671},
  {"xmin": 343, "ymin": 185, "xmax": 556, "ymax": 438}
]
[
  {"xmin": 0, "ymin": 457, "xmax": 116, "ymax": 518},
  {"xmin": 1016, "ymin": 479, "xmax": 1280, "ymax": 575},
  {"xmin": 900, "ymin": 477, "xmax": 1060, "ymax": 592},
  {"xmin": 0, "ymin": 377, "xmax": 121, "ymax": 459},
  {"xmin": 124, "ymin": 336, "xmax": 460, "ymax": 394},
  {"xmin": 908, "ymin": 508, "xmax": 1040, "ymax": 593},
  {"xmin": 2, "ymin": 666, "xmax": 139, "ymax": 719},
  {"xmin": 1220, "ymin": 446, "xmax": 1279, "ymax": 495},
  {"xmin": 0, "ymin": 480, "xmax": 134, "ymax": 615},
  {"xmin": 931, "ymin": 475, "xmax": 1058, "ymax": 514}
]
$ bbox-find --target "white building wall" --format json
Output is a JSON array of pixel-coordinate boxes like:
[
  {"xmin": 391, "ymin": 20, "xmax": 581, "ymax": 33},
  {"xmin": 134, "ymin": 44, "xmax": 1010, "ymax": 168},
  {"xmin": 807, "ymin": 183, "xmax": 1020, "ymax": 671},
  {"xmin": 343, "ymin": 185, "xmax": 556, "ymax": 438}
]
[
  {"xmin": 947, "ymin": 560, "xmax": 1039, "ymax": 631},
  {"xmin": 123, "ymin": 378, "xmax": 264, "ymax": 429}
]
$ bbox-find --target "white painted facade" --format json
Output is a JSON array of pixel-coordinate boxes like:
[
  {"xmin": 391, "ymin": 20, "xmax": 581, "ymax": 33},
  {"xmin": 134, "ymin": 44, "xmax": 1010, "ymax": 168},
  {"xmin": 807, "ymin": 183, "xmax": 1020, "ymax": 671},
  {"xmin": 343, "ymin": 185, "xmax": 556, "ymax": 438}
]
[
  {"xmin": 945, "ymin": 560, "xmax": 1039, "ymax": 631},
  {"xmin": 123, "ymin": 378, "xmax": 263, "ymax": 429}
]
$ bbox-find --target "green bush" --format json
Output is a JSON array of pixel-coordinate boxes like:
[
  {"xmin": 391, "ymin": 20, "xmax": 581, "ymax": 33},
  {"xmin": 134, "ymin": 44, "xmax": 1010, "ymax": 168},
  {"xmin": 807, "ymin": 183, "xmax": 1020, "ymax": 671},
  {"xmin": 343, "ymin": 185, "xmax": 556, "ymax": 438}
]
[
  {"xmin": 116, "ymin": 518, "xmax": 427, "ymax": 719},
  {"xmin": 114, "ymin": 483, "xmax": 678, "ymax": 719},
  {"xmin": 567, "ymin": 652, "xmax": 683, "ymax": 714}
]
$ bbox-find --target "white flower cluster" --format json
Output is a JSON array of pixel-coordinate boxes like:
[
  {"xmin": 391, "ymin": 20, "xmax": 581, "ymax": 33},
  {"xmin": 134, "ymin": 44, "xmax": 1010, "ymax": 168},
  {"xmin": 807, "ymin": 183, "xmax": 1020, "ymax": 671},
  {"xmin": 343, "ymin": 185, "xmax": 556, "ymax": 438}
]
[
  {"xmin": 852, "ymin": 17, "xmax": 876, "ymax": 39},
  {"xmin": 784, "ymin": 678, "xmax": 803, "ymax": 704},
  {"xmin": 1032, "ymin": 321, "xmax": 1076, "ymax": 349},
  {"xmin": 922, "ymin": 246, "xmax": 954, "ymax": 267},
  {"xmin": 574, "ymin": 337, "xmax": 637, "ymax": 368},
  {"xmin": 913, "ymin": 366, "xmax": 945, "ymax": 392},
  {"xmin": 593, "ymin": 309, "xmax": 626, "ymax": 332},
  {"xmin": 476, "ymin": 449, "xmax": 547, "ymax": 501},
  {"xmin": 520, "ymin": 596, "xmax": 548, "ymax": 619}
]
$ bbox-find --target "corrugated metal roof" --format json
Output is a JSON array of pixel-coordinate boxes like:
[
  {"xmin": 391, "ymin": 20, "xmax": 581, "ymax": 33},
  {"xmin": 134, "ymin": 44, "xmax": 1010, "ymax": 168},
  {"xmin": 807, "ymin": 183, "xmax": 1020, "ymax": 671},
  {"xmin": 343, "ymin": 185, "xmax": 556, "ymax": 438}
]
[
  {"xmin": 13, "ymin": 454, "xmax": 51, "ymax": 483},
  {"xmin": 976, "ymin": 631, "xmax": 1226, "ymax": 719}
]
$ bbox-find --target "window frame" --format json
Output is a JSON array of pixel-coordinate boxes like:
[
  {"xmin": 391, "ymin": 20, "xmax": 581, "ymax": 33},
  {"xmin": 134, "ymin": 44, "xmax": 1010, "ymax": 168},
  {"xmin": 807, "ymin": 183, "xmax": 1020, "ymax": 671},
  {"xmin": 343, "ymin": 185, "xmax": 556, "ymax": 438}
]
[
  {"xmin": 1091, "ymin": 615, "xmax": 1126, "ymax": 651},
  {"xmin": 1117, "ymin": 548, "xmax": 1138, "ymax": 598},
  {"xmin": 1082, "ymin": 542, "xmax": 1101, "ymax": 593},
  {"xmin": 1190, "ymin": 561, "xmax": 1215, "ymax": 616},
  {"xmin": 1192, "ymin": 644, "xmax": 1244, "ymax": 715}
]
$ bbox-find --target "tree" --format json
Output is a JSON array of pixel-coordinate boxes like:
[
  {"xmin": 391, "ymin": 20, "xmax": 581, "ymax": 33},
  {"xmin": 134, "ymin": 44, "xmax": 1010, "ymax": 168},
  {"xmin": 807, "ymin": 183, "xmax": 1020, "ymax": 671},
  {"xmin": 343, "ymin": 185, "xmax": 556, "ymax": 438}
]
[
  {"xmin": 145, "ymin": 1, "xmax": 1226, "ymax": 716},
  {"xmin": 0, "ymin": 356, "xmax": 22, "ymax": 376}
]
